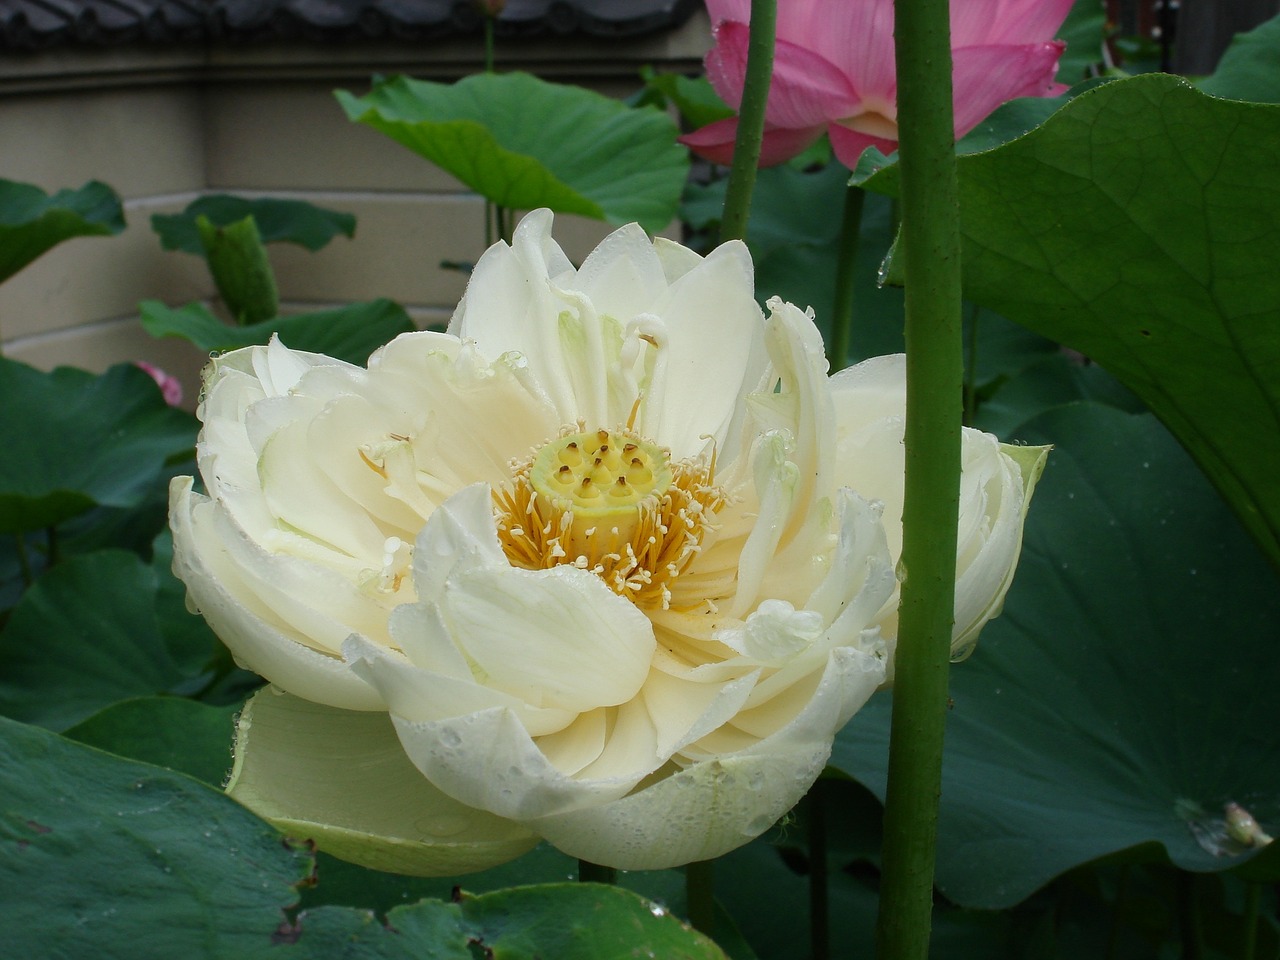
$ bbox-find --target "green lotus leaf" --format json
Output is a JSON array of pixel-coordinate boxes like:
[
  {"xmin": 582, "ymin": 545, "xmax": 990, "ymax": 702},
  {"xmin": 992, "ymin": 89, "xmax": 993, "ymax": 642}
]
[
  {"xmin": 276, "ymin": 882, "xmax": 728, "ymax": 959},
  {"xmin": 0, "ymin": 550, "xmax": 211, "ymax": 731},
  {"xmin": 139, "ymin": 298, "xmax": 414, "ymax": 366},
  {"xmin": 0, "ymin": 715, "xmax": 314, "ymax": 958},
  {"xmin": 337, "ymin": 72, "xmax": 687, "ymax": 232},
  {"xmin": 0, "ymin": 178, "xmax": 124, "ymax": 284},
  {"xmin": 0, "ymin": 358, "xmax": 195, "ymax": 535},
  {"xmin": 865, "ymin": 74, "xmax": 1280, "ymax": 570},
  {"xmin": 1198, "ymin": 12, "xmax": 1280, "ymax": 104}
]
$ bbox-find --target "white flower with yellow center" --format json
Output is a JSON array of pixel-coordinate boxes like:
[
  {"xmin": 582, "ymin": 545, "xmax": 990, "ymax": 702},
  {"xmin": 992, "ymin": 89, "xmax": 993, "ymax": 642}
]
[{"xmin": 170, "ymin": 209, "xmax": 1046, "ymax": 873}]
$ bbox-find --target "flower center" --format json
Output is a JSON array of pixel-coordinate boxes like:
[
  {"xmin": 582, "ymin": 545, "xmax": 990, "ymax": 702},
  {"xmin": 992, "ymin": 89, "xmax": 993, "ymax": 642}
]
[
  {"xmin": 529, "ymin": 428, "xmax": 672, "ymax": 519},
  {"xmin": 494, "ymin": 426, "xmax": 727, "ymax": 609}
]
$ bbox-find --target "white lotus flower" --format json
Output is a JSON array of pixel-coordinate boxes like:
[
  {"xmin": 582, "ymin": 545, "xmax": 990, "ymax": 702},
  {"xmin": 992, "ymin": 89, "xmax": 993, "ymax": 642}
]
[{"xmin": 171, "ymin": 209, "xmax": 1045, "ymax": 873}]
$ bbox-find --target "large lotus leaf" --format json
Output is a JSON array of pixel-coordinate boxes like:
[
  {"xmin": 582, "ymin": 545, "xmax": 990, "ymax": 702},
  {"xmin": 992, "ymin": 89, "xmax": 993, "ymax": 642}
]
[
  {"xmin": 0, "ymin": 358, "xmax": 195, "ymax": 535},
  {"xmin": 0, "ymin": 178, "xmax": 124, "ymax": 284},
  {"xmin": 831, "ymin": 403, "xmax": 1280, "ymax": 909},
  {"xmin": 151, "ymin": 195, "xmax": 356, "ymax": 254},
  {"xmin": 864, "ymin": 74, "xmax": 1280, "ymax": 570},
  {"xmin": 336, "ymin": 73, "xmax": 687, "ymax": 232},
  {"xmin": 140, "ymin": 298, "xmax": 414, "ymax": 366},
  {"xmin": 1198, "ymin": 13, "xmax": 1280, "ymax": 104},
  {"xmin": 0, "ymin": 549, "xmax": 210, "ymax": 731},
  {"xmin": 0, "ymin": 716, "xmax": 314, "ymax": 959},
  {"xmin": 65, "ymin": 697, "xmax": 238, "ymax": 787},
  {"xmin": 274, "ymin": 884, "xmax": 727, "ymax": 959}
]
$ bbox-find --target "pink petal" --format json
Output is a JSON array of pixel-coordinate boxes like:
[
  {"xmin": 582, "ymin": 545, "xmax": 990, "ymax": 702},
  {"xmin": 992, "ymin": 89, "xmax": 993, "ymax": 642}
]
[
  {"xmin": 951, "ymin": 0, "xmax": 1075, "ymax": 46},
  {"xmin": 776, "ymin": 0, "xmax": 896, "ymax": 97},
  {"xmin": 709, "ymin": 20, "xmax": 860, "ymax": 127},
  {"xmin": 951, "ymin": 42, "xmax": 1068, "ymax": 137},
  {"xmin": 757, "ymin": 126, "xmax": 828, "ymax": 167},
  {"xmin": 679, "ymin": 117, "xmax": 741, "ymax": 165},
  {"xmin": 680, "ymin": 117, "xmax": 824, "ymax": 168},
  {"xmin": 829, "ymin": 123, "xmax": 899, "ymax": 170}
]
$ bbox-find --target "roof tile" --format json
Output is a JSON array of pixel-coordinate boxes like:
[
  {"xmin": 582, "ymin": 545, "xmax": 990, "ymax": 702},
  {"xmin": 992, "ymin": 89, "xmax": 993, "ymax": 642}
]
[{"xmin": 0, "ymin": 0, "xmax": 699, "ymax": 49}]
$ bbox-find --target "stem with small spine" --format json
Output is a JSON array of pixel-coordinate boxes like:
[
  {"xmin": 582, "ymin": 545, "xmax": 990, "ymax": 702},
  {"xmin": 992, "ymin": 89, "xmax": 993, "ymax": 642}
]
[
  {"xmin": 717, "ymin": 0, "xmax": 776, "ymax": 244},
  {"xmin": 874, "ymin": 0, "xmax": 964, "ymax": 956}
]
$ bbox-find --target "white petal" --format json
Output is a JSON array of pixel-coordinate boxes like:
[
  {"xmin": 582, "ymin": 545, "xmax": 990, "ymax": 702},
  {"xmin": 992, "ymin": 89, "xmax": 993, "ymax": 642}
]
[
  {"xmin": 830, "ymin": 356, "xmax": 1050, "ymax": 667},
  {"xmin": 447, "ymin": 209, "xmax": 579, "ymax": 418},
  {"xmin": 573, "ymin": 221, "xmax": 671, "ymax": 322},
  {"xmin": 640, "ymin": 668, "xmax": 760, "ymax": 757},
  {"xmin": 804, "ymin": 488, "xmax": 896, "ymax": 631},
  {"xmin": 731, "ymin": 431, "xmax": 799, "ymax": 618},
  {"xmin": 642, "ymin": 242, "xmax": 768, "ymax": 459},
  {"xmin": 652, "ymin": 235, "xmax": 706, "ymax": 284},
  {"xmin": 386, "ymin": 705, "xmax": 657, "ymax": 820},
  {"xmin": 951, "ymin": 441, "xmax": 1049, "ymax": 659},
  {"xmin": 170, "ymin": 477, "xmax": 384, "ymax": 711},
  {"xmin": 345, "ymin": 634, "xmax": 574, "ymax": 735},
  {"xmin": 405, "ymin": 484, "xmax": 656, "ymax": 712},
  {"xmin": 533, "ymin": 645, "xmax": 884, "ymax": 869},
  {"xmin": 716, "ymin": 598, "xmax": 823, "ymax": 664},
  {"xmin": 440, "ymin": 563, "xmax": 655, "ymax": 712},
  {"xmin": 536, "ymin": 708, "xmax": 607, "ymax": 776},
  {"xmin": 253, "ymin": 335, "xmax": 348, "ymax": 396},
  {"xmin": 408, "ymin": 483, "xmax": 508, "ymax": 600},
  {"xmin": 227, "ymin": 688, "xmax": 537, "ymax": 877}
]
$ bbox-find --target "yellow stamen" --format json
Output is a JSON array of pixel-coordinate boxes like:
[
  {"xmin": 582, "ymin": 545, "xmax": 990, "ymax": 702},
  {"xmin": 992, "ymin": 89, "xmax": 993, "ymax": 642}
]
[{"xmin": 493, "ymin": 426, "xmax": 727, "ymax": 609}]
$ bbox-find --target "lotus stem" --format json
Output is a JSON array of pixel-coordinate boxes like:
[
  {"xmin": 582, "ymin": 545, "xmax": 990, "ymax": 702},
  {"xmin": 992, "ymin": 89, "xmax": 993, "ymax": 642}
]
[
  {"xmin": 685, "ymin": 859, "xmax": 716, "ymax": 934},
  {"xmin": 1242, "ymin": 879, "xmax": 1260, "ymax": 960},
  {"xmin": 874, "ymin": 0, "xmax": 964, "ymax": 957},
  {"xmin": 827, "ymin": 184, "xmax": 866, "ymax": 370},
  {"xmin": 807, "ymin": 782, "xmax": 830, "ymax": 960},
  {"xmin": 718, "ymin": 0, "xmax": 776, "ymax": 244},
  {"xmin": 577, "ymin": 860, "xmax": 616, "ymax": 884}
]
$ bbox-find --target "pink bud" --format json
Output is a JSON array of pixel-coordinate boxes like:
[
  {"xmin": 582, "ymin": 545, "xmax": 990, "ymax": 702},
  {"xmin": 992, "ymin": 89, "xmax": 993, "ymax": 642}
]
[{"xmin": 135, "ymin": 360, "xmax": 184, "ymax": 407}]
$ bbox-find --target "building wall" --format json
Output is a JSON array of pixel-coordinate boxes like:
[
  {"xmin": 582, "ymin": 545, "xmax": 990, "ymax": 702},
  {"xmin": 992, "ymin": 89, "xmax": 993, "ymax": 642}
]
[{"xmin": 0, "ymin": 17, "xmax": 710, "ymax": 400}]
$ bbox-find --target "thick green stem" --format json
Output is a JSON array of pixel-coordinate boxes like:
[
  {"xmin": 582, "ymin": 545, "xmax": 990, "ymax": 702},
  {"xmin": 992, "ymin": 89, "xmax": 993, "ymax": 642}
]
[
  {"xmin": 826, "ymin": 185, "xmax": 866, "ymax": 370},
  {"xmin": 873, "ymin": 0, "xmax": 964, "ymax": 957},
  {"xmin": 1241, "ymin": 879, "xmax": 1260, "ymax": 960},
  {"xmin": 685, "ymin": 860, "xmax": 716, "ymax": 934},
  {"xmin": 717, "ymin": 0, "xmax": 776, "ymax": 244},
  {"xmin": 807, "ymin": 782, "xmax": 830, "ymax": 960},
  {"xmin": 483, "ymin": 12, "xmax": 495, "ymax": 74},
  {"xmin": 577, "ymin": 860, "xmax": 616, "ymax": 884},
  {"xmin": 1178, "ymin": 872, "xmax": 1205, "ymax": 960}
]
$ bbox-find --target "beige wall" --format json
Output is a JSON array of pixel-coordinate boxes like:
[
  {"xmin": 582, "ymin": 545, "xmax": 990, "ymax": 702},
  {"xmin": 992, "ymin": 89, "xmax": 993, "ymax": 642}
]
[{"xmin": 0, "ymin": 15, "xmax": 710, "ymax": 401}]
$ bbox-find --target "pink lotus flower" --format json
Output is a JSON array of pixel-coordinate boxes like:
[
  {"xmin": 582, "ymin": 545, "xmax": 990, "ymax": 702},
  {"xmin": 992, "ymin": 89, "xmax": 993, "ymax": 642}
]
[{"xmin": 682, "ymin": 0, "xmax": 1074, "ymax": 168}]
